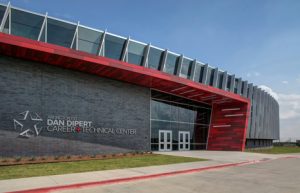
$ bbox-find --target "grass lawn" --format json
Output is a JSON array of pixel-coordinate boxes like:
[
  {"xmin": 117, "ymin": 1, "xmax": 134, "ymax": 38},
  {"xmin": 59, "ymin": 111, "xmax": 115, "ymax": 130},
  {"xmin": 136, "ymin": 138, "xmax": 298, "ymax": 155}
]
[
  {"xmin": 0, "ymin": 154, "xmax": 206, "ymax": 180},
  {"xmin": 246, "ymin": 146, "xmax": 300, "ymax": 154}
]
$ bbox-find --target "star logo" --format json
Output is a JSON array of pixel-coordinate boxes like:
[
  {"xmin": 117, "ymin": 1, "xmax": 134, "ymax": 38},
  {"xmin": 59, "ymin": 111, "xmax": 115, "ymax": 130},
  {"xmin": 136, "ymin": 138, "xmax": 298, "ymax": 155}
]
[{"xmin": 13, "ymin": 110, "xmax": 43, "ymax": 138}]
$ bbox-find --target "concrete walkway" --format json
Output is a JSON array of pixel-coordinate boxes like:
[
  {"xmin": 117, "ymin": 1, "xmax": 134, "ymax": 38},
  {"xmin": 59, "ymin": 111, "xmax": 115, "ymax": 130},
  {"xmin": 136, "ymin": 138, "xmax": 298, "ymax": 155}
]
[
  {"xmin": 155, "ymin": 150, "xmax": 286, "ymax": 162},
  {"xmin": 1, "ymin": 151, "xmax": 299, "ymax": 193}
]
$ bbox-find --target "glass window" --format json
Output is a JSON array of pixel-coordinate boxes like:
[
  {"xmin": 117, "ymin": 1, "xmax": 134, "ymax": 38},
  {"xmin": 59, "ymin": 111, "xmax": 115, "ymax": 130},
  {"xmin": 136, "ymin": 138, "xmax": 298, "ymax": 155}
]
[
  {"xmin": 205, "ymin": 67, "xmax": 212, "ymax": 85},
  {"xmin": 10, "ymin": 8, "xmax": 44, "ymax": 40},
  {"xmin": 205, "ymin": 68, "xmax": 219, "ymax": 86},
  {"xmin": 127, "ymin": 41, "xmax": 145, "ymax": 65},
  {"xmin": 227, "ymin": 75, "xmax": 232, "ymax": 91},
  {"xmin": 2, "ymin": 14, "xmax": 9, "ymax": 34},
  {"xmin": 147, "ymin": 47, "xmax": 163, "ymax": 70},
  {"xmin": 210, "ymin": 69, "xmax": 216, "ymax": 86},
  {"xmin": 47, "ymin": 18, "xmax": 76, "ymax": 48},
  {"xmin": 150, "ymin": 120, "xmax": 170, "ymax": 143},
  {"xmin": 39, "ymin": 26, "xmax": 46, "ymax": 42},
  {"xmin": 0, "ymin": 5, "xmax": 6, "ymax": 23},
  {"xmin": 217, "ymin": 72, "xmax": 223, "ymax": 89},
  {"xmin": 164, "ymin": 53, "xmax": 179, "ymax": 75},
  {"xmin": 104, "ymin": 34, "xmax": 126, "ymax": 60},
  {"xmin": 151, "ymin": 100, "xmax": 171, "ymax": 120},
  {"xmin": 180, "ymin": 58, "xmax": 193, "ymax": 79},
  {"xmin": 241, "ymin": 81, "xmax": 245, "ymax": 95},
  {"xmin": 193, "ymin": 62, "xmax": 202, "ymax": 82},
  {"xmin": 150, "ymin": 91, "xmax": 211, "ymax": 151},
  {"xmin": 199, "ymin": 65, "xmax": 206, "ymax": 83},
  {"xmin": 234, "ymin": 78, "xmax": 239, "ymax": 93},
  {"xmin": 78, "ymin": 26, "xmax": 102, "ymax": 54}
]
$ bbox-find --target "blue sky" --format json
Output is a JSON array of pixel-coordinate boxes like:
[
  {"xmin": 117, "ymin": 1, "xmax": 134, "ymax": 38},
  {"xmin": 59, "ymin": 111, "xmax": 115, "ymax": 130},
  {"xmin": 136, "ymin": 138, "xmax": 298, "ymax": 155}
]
[{"xmin": 1, "ymin": 0, "xmax": 300, "ymax": 140}]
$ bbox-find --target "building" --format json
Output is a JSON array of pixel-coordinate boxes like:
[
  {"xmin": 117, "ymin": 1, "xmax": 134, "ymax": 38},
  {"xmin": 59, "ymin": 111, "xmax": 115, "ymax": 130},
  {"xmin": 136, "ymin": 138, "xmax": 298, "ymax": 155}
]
[{"xmin": 0, "ymin": 3, "xmax": 279, "ymax": 157}]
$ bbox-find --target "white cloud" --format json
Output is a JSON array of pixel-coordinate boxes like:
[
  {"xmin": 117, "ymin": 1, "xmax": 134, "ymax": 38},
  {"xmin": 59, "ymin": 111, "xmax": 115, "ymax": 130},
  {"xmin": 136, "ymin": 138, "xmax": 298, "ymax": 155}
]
[
  {"xmin": 278, "ymin": 93, "xmax": 300, "ymax": 120},
  {"xmin": 258, "ymin": 85, "xmax": 279, "ymax": 101},
  {"xmin": 259, "ymin": 85, "xmax": 300, "ymax": 119},
  {"xmin": 296, "ymin": 75, "xmax": 300, "ymax": 84},
  {"xmin": 246, "ymin": 72, "xmax": 261, "ymax": 78},
  {"xmin": 281, "ymin": 80, "xmax": 288, "ymax": 84},
  {"xmin": 254, "ymin": 72, "xmax": 260, "ymax": 77},
  {"xmin": 258, "ymin": 85, "xmax": 300, "ymax": 139}
]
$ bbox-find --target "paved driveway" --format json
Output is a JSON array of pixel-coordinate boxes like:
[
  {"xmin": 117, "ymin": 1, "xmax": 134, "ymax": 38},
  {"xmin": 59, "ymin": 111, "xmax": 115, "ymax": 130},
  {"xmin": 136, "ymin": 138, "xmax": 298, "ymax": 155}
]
[
  {"xmin": 155, "ymin": 150, "xmax": 286, "ymax": 162},
  {"xmin": 58, "ymin": 157, "xmax": 300, "ymax": 193}
]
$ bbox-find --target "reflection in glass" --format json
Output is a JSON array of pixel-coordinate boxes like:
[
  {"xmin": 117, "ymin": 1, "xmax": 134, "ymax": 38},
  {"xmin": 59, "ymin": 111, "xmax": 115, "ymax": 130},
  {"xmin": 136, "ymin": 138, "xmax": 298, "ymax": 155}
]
[
  {"xmin": 104, "ymin": 34, "xmax": 126, "ymax": 60},
  {"xmin": 147, "ymin": 47, "xmax": 163, "ymax": 70},
  {"xmin": 234, "ymin": 78, "xmax": 239, "ymax": 93},
  {"xmin": 217, "ymin": 72, "xmax": 223, "ymax": 89},
  {"xmin": 11, "ymin": 8, "xmax": 44, "ymax": 40},
  {"xmin": 151, "ymin": 90, "xmax": 211, "ymax": 151},
  {"xmin": 127, "ymin": 41, "xmax": 145, "ymax": 65},
  {"xmin": 151, "ymin": 144, "xmax": 158, "ymax": 151},
  {"xmin": 193, "ymin": 62, "xmax": 202, "ymax": 82},
  {"xmin": 164, "ymin": 53, "xmax": 179, "ymax": 75},
  {"xmin": 205, "ymin": 67, "xmax": 211, "ymax": 85},
  {"xmin": 0, "ymin": 5, "xmax": 7, "ymax": 25},
  {"xmin": 47, "ymin": 18, "xmax": 76, "ymax": 48},
  {"xmin": 180, "ymin": 58, "xmax": 193, "ymax": 79},
  {"xmin": 227, "ymin": 75, "xmax": 232, "ymax": 91},
  {"xmin": 3, "ymin": 14, "xmax": 9, "ymax": 34},
  {"xmin": 78, "ymin": 27, "xmax": 102, "ymax": 54},
  {"xmin": 206, "ymin": 67, "xmax": 215, "ymax": 86}
]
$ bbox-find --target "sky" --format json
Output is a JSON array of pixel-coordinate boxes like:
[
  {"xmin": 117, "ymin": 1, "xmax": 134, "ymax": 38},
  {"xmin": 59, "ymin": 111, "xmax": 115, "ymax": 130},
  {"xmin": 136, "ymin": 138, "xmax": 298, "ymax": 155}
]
[{"xmin": 1, "ymin": 0, "xmax": 300, "ymax": 141}]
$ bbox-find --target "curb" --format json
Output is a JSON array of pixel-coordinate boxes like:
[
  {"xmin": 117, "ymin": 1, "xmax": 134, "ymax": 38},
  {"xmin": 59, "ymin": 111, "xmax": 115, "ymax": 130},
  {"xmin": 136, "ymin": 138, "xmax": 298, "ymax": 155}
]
[
  {"xmin": 6, "ymin": 159, "xmax": 269, "ymax": 193},
  {"xmin": 13, "ymin": 155, "xmax": 300, "ymax": 193}
]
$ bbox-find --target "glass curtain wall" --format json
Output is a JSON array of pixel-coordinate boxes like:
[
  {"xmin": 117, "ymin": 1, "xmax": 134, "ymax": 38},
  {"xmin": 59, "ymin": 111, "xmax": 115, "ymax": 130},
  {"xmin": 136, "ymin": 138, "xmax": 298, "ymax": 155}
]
[
  {"xmin": 217, "ymin": 72, "xmax": 223, "ymax": 89},
  {"xmin": 10, "ymin": 8, "xmax": 43, "ymax": 40},
  {"xmin": 127, "ymin": 41, "xmax": 146, "ymax": 66},
  {"xmin": 180, "ymin": 57, "xmax": 193, "ymax": 79},
  {"xmin": 78, "ymin": 27, "xmax": 103, "ymax": 55},
  {"xmin": 151, "ymin": 90, "xmax": 211, "ymax": 151},
  {"xmin": 164, "ymin": 53, "xmax": 179, "ymax": 75},
  {"xmin": 193, "ymin": 62, "xmax": 201, "ymax": 82},
  {"xmin": 0, "ymin": 5, "xmax": 5, "ymax": 21},
  {"xmin": 104, "ymin": 34, "xmax": 126, "ymax": 60},
  {"xmin": 47, "ymin": 18, "xmax": 76, "ymax": 48},
  {"xmin": 147, "ymin": 47, "xmax": 164, "ymax": 70}
]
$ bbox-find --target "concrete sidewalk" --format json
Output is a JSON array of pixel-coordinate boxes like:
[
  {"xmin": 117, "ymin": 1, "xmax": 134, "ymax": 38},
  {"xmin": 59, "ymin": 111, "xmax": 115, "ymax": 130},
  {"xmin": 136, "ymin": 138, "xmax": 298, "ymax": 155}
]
[
  {"xmin": 155, "ymin": 150, "xmax": 286, "ymax": 162},
  {"xmin": 1, "ymin": 151, "xmax": 298, "ymax": 193}
]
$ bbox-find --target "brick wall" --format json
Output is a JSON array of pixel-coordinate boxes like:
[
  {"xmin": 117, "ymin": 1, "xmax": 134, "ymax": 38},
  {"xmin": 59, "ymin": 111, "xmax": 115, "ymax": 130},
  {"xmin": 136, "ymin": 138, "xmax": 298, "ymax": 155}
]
[{"xmin": 0, "ymin": 56, "xmax": 150, "ymax": 157}]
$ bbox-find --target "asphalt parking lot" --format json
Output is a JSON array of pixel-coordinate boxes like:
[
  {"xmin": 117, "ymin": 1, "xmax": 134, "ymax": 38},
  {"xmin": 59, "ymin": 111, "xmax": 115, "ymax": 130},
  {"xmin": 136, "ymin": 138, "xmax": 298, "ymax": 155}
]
[{"xmin": 58, "ymin": 157, "xmax": 300, "ymax": 193}]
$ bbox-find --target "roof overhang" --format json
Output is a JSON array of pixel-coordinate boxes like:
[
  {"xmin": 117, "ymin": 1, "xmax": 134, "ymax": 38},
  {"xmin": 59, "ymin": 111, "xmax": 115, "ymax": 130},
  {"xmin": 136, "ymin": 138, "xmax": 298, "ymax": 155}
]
[
  {"xmin": 0, "ymin": 33, "xmax": 251, "ymax": 151},
  {"xmin": 0, "ymin": 33, "xmax": 249, "ymax": 106}
]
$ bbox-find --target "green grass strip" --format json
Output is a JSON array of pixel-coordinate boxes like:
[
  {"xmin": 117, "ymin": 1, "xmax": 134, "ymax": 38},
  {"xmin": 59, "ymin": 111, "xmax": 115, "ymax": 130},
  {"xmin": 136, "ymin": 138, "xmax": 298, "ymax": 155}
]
[
  {"xmin": 0, "ymin": 154, "xmax": 206, "ymax": 180},
  {"xmin": 246, "ymin": 146, "xmax": 300, "ymax": 154}
]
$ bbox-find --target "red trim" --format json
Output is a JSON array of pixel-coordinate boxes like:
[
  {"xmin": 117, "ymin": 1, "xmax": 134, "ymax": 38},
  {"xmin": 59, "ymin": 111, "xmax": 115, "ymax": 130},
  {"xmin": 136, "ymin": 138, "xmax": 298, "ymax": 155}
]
[
  {"xmin": 6, "ymin": 160, "xmax": 259, "ymax": 193},
  {"xmin": 0, "ymin": 32, "xmax": 251, "ymax": 151},
  {"xmin": 6, "ymin": 157, "xmax": 299, "ymax": 193}
]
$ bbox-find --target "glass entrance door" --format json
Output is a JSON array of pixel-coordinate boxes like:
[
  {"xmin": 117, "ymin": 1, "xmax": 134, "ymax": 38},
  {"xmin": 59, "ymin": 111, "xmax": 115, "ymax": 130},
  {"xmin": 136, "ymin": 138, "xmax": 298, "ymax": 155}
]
[
  {"xmin": 179, "ymin": 131, "xmax": 190, "ymax": 151},
  {"xmin": 159, "ymin": 130, "xmax": 172, "ymax": 151}
]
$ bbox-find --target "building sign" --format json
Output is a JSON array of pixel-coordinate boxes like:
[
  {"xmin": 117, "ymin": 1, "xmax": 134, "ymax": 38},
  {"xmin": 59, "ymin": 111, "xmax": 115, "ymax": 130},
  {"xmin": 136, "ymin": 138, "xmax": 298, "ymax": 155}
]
[{"xmin": 13, "ymin": 111, "xmax": 137, "ymax": 138}]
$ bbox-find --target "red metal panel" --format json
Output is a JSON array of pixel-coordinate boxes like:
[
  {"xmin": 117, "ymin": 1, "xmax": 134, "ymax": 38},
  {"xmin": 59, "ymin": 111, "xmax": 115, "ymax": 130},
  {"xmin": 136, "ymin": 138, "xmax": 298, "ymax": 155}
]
[
  {"xmin": 0, "ymin": 33, "xmax": 251, "ymax": 151},
  {"xmin": 207, "ymin": 102, "xmax": 250, "ymax": 151}
]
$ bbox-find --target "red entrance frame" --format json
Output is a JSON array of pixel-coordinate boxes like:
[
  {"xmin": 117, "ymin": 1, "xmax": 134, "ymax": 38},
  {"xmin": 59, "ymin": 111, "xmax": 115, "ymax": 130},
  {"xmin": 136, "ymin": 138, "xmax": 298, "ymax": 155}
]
[{"xmin": 0, "ymin": 33, "xmax": 250, "ymax": 151}]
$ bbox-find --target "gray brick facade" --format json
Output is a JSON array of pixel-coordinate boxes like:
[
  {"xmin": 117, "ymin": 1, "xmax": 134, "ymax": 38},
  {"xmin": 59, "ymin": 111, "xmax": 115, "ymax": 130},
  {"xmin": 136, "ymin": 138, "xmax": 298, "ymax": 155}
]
[{"xmin": 0, "ymin": 56, "xmax": 151, "ymax": 157}]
